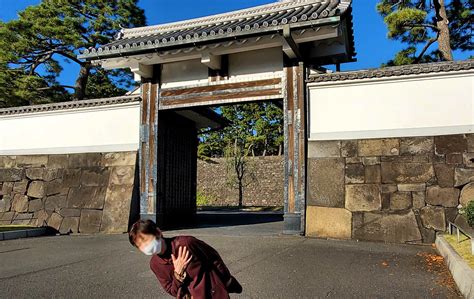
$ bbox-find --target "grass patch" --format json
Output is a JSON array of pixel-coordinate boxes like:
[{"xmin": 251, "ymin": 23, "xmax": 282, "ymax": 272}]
[
  {"xmin": 444, "ymin": 234, "xmax": 474, "ymax": 269},
  {"xmin": 0, "ymin": 225, "xmax": 35, "ymax": 232}
]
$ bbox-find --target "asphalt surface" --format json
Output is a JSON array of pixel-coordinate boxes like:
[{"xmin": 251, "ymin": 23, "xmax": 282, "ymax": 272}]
[{"xmin": 0, "ymin": 211, "xmax": 461, "ymax": 298}]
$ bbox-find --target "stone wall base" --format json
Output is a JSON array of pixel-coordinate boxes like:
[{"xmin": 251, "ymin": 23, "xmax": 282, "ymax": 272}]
[
  {"xmin": 0, "ymin": 152, "xmax": 137, "ymax": 234},
  {"xmin": 306, "ymin": 134, "xmax": 474, "ymax": 244}
]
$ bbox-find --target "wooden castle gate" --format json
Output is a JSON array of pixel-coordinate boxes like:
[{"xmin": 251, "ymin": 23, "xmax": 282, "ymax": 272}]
[{"xmin": 78, "ymin": 0, "xmax": 356, "ymax": 234}]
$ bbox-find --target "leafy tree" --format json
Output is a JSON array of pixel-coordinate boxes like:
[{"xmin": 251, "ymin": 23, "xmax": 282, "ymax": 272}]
[
  {"xmin": 0, "ymin": 0, "xmax": 145, "ymax": 107},
  {"xmin": 377, "ymin": 0, "xmax": 472, "ymax": 65},
  {"xmin": 198, "ymin": 102, "xmax": 284, "ymax": 159}
]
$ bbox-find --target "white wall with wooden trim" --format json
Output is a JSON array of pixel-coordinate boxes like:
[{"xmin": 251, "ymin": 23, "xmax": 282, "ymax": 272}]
[
  {"xmin": 0, "ymin": 103, "xmax": 140, "ymax": 155},
  {"xmin": 308, "ymin": 71, "xmax": 474, "ymax": 140}
]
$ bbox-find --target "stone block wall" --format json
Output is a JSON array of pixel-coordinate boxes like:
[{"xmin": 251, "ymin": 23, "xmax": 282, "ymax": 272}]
[
  {"xmin": 0, "ymin": 152, "xmax": 137, "ymax": 234},
  {"xmin": 197, "ymin": 156, "xmax": 284, "ymax": 206},
  {"xmin": 306, "ymin": 134, "xmax": 474, "ymax": 244}
]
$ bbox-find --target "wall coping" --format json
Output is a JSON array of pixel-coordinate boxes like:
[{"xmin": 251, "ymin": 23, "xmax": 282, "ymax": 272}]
[
  {"xmin": 307, "ymin": 59, "xmax": 473, "ymax": 83},
  {"xmin": 0, "ymin": 95, "xmax": 141, "ymax": 116}
]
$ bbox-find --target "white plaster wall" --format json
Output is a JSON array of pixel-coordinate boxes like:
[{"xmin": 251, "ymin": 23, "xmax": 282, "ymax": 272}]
[
  {"xmin": 308, "ymin": 71, "xmax": 474, "ymax": 140},
  {"xmin": 228, "ymin": 47, "xmax": 283, "ymax": 81},
  {"xmin": 161, "ymin": 59, "xmax": 209, "ymax": 88},
  {"xmin": 0, "ymin": 103, "xmax": 140, "ymax": 155}
]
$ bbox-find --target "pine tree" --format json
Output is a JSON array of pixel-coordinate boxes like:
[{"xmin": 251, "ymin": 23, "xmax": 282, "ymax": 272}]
[
  {"xmin": 377, "ymin": 0, "xmax": 472, "ymax": 65},
  {"xmin": 0, "ymin": 0, "xmax": 145, "ymax": 107}
]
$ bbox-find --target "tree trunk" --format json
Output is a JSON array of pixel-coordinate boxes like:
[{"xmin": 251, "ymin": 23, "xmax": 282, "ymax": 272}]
[
  {"xmin": 433, "ymin": 0, "xmax": 453, "ymax": 61},
  {"xmin": 73, "ymin": 63, "xmax": 91, "ymax": 101},
  {"xmin": 238, "ymin": 181, "xmax": 243, "ymax": 208}
]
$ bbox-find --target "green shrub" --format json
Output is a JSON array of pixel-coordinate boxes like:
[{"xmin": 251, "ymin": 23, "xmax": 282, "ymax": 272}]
[
  {"xmin": 465, "ymin": 201, "xmax": 474, "ymax": 227},
  {"xmin": 196, "ymin": 190, "xmax": 213, "ymax": 206}
]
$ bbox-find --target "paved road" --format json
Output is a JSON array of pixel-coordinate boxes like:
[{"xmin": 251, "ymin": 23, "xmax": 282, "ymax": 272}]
[{"xmin": 0, "ymin": 212, "xmax": 461, "ymax": 298}]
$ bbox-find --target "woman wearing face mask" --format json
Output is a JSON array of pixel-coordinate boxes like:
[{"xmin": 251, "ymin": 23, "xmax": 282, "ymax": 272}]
[{"xmin": 129, "ymin": 219, "xmax": 242, "ymax": 299}]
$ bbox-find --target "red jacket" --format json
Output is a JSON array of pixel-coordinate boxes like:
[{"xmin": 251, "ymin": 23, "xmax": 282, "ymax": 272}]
[{"xmin": 150, "ymin": 236, "xmax": 242, "ymax": 298}]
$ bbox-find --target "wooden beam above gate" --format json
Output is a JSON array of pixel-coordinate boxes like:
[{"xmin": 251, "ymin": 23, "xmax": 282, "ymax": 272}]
[{"xmin": 158, "ymin": 77, "xmax": 283, "ymax": 109}]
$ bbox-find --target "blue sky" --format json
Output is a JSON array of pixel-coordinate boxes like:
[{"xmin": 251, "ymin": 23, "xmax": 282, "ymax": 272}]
[{"xmin": 0, "ymin": 0, "xmax": 471, "ymax": 88}]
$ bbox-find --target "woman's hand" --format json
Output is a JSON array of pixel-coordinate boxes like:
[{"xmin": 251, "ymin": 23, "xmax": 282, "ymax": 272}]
[{"xmin": 172, "ymin": 246, "xmax": 192, "ymax": 276}]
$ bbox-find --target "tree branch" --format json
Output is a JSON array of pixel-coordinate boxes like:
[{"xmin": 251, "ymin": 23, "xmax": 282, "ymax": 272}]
[
  {"xmin": 402, "ymin": 23, "xmax": 440, "ymax": 31},
  {"xmin": 54, "ymin": 50, "xmax": 85, "ymax": 65},
  {"xmin": 414, "ymin": 31, "xmax": 440, "ymax": 63}
]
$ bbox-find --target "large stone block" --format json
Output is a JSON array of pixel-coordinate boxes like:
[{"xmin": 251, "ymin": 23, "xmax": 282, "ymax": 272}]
[
  {"xmin": 58, "ymin": 208, "xmax": 81, "ymax": 217},
  {"xmin": 434, "ymin": 135, "xmax": 467, "ymax": 155},
  {"xmin": 397, "ymin": 184, "xmax": 425, "ymax": 192},
  {"xmin": 353, "ymin": 210, "xmax": 422, "ymax": 243},
  {"xmin": 381, "ymin": 162, "xmax": 434, "ymax": 184},
  {"xmin": 13, "ymin": 179, "xmax": 29, "ymax": 194},
  {"xmin": 43, "ymin": 169, "xmax": 62, "ymax": 182},
  {"xmin": 68, "ymin": 153, "xmax": 102, "ymax": 168},
  {"xmin": 307, "ymin": 158, "xmax": 345, "ymax": 208},
  {"xmin": 34, "ymin": 209, "xmax": 50, "ymax": 227},
  {"xmin": 109, "ymin": 166, "xmax": 135, "ymax": 186},
  {"xmin": 67, "ymin": 186, "xmax": 106, "ymax": 209},
  {"xmin": 434, "ymin": 164, "xmax": 454, "ymax": 187},
  {"xmin": 79, "ymin": 209, "xmax": 102, "ymax": 234},
  {"xmin": 16, "ymin": 155, "xmax": 48, "ymax": 167},
  {"xmin": 0, "ymin": 156, "xmax": 16, "ymax": 168},
  {"xmin": 47, "ymin": 154, "xmax": 68, "ymax": 168},
  {"xmin": 100, "ymin": 185, "xmax": 134, "ymax": 233},
  {"xmin": 45, "ymin": 179, "xmax": 69, "ymax": 196},
  {"xmin": 390, "ymin": 192, "xmax": 412, "ymax": 210},
  {"xmin": 341, "ymin": 140, "xmax": 357, "ymax": 157},
  {"xmin": 358, "ymin": 139, "xmax": 399, "ymax": 156},
  {"xmin": 0, "ymin": 211, "xmax": 15, "ymax": 223},
  {"xmin": 44, "ymin": 195, "xmax": 67, "ymax": 211},
  {"xmin": 81, "ymin": 167, "xmax": 110, "ymax": 186},
  {"xmin": 0, "ymin": 168, "xmax": 24, "ymax": 182},
  {"xmin": 454, "ymin": 167, "xmax": 474, "ymax": 187},
  {"xmin": 11, "ymin": 194, "xmax": 28, "ymax": 212},
  {"xmin": 420, "ymin": 206, "xmax": 446, "ymax": 231},
  {"xmin": 27, "ymin": 181, "xmax": 45, "ymax": 198},
  {"xmin": 400, "ymin": 137, "xmax": 433, "ymax": 155},
  {"xmin": 460, "ymin": 182, "xmax": 474, "ymax": 207},
  {"xmin": 0, "ymin": 195, "xmax": 12, "ymax": 212},
  {"xmin": 425, "ymin": 186, "xmax": 459, "ymax": 207},
  {"xmin": 28, "ymin": 199, "xmax": 43, "ymax": 212},
  {"xmin": 12, "ymin": 213, "xmax": 33, "ymax": 225},
  {"xmin": 59, "ymin": 217, "xmax": 79, "ymax": 234},
  {"xmin": 101, "ymin": 152, "xmax": 137, "ymax": 166},
  {"xmin": 306, "ymin": 206, "xmax": 352, "ymax": 239},
  {"xmin": 365, "ymin": 165, "xmax": 381, "ymax": 183},
  {"xmin": 345, "ymin": 184, "xmax": 381, "ymax": 212},
  {"xmin": 2, "ymin": 182, "xmax": 14, "ymax": 196},
  {"xmin": 412, "ymin": 192, "xmax": 426, "ymax": 209},
  {"xmin": 47, "ymin": 212, "xmax": 63, "ymax": 231},
  {"xmin": 25, "ymin": 168, "xmax": 45, "ymax": 180},
  {"xmin": 345, "ymin": 163, "xmax": 364, "ymax": 184},
  {"xmin": 62, "ymin": 169, "xmax": 81, "ymax": 187},
  {"xmin": 308, "ymin": 141, "xmax": 341, "ymax": 158}
]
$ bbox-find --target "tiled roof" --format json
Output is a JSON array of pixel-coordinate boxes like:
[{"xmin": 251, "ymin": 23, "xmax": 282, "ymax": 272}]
[
  {"xmin": 0, "ymin": 95, "xmax": 141, "ymax": 116},
  {"xmin": 79, "ymin": 0, "xmax": 353, "ymax": 60},
  {"xmin": 307, "ymin": 59, "xmax": 474, "ymax": 83}
]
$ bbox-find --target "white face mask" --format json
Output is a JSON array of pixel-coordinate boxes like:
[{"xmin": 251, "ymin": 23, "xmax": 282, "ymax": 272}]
[{"xmin": 142, "ymin": 237, "xmax": 162, "ymax": 256}]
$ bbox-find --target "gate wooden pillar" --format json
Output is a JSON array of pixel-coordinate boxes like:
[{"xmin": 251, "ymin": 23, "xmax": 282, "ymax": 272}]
[
  {"xmin": 283, "ymin": 61, "xmax": 307, "ymax": 234},
  {"xmin": 139, "ymin": 69, "xmax": 159, "ymax": 221}
]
